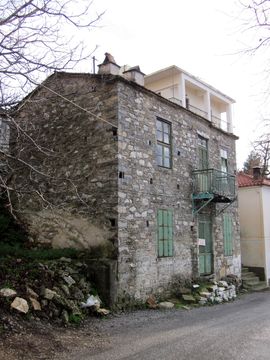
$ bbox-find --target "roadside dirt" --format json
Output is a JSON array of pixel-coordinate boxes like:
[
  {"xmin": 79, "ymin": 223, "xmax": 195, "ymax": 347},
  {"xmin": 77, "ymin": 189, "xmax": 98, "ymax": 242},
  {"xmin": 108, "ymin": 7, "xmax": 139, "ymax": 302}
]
[{"xmin": 0, "ymin": 314, "xmax": 110, "ymax": 360}]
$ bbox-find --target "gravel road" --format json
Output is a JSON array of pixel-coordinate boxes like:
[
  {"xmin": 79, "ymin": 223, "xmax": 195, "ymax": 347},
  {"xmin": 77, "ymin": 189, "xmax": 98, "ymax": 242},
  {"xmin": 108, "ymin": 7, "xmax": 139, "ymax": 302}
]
[{"xmin": 61, "ymin": 291, "xmax": 270, "ymax": 360}]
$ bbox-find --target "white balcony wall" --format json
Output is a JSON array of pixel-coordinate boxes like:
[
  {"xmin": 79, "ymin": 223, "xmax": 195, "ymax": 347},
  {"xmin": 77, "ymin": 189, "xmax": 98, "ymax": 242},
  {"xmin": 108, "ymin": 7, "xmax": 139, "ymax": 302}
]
[
  {"xmin": 211, "ymin": 96, "xmax": 227, "ymax": 116},
  {"xmin": 145, "ymin": 73, "xmax": 182, "ymax": 103},
  {"xmin": 185, "ymin": 83, "xmax": 207, "ymax": 118},
  {"xmin": 211, "ymin": 96, "xmax": 232, "ymax": 132}
]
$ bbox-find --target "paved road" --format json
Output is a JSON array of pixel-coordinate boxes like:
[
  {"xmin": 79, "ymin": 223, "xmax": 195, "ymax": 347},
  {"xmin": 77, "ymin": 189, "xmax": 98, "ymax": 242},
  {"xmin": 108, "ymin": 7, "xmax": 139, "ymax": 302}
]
[{"xmin": 68, "ymin": 291, "xmax": 270, "ymax": 360}]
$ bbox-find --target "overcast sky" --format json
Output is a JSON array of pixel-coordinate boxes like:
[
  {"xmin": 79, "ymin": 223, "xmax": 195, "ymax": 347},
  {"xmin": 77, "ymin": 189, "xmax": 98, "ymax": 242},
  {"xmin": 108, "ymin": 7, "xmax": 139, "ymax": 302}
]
[{"xmin": 84, "ymin": 0, "xmax": 270, "ymax": 168}]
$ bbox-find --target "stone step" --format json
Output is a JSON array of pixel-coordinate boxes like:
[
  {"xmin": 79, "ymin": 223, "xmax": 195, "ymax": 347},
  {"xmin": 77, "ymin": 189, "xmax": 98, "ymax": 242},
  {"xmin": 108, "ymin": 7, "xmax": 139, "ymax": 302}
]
[
  {"xmin": 251, "ymin": 282, "xmax": 269, "ymax": 292},
  {"xmin": 242, "ymin": 278, "xmax": 260, "ymax": 286},
  {"xmin": 241, "ymin": 267, "xmax": 268, "ymax": 292},
  {"xmin": 242, "ymin": 271, "xmax": 257, "ymax": 279},
  {"xmin": 243, "ymin": 281, "xmax": 269, "ymax": 292},
  {"xmin": 242, "ymin": 274, "xmax": 260, "ymax": 281}
]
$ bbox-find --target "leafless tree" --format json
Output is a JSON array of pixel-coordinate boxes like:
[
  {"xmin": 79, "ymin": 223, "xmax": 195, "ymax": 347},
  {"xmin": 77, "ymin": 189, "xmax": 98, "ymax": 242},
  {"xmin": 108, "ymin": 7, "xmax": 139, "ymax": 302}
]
[
  {"xmin": 0, "ymin": 0, "xmax": 104, "ymax": 218},
  {"xmin": 253, "ymin": 133, "xmax": 270, "ymax": 177},
  {"xmin": 240, "ymin": 0, "xmax": 270, "ymax": 53},
  {"xmin": 242, "ymin": 150, "xmax": 262, "ymax": 174},
  {"xmin": 0, "ymin": 0, "xmax": 103, "ymax": 108},
  {"xmin": 244, "ymin": 119, "xmax": 270, "ymax": 177}
]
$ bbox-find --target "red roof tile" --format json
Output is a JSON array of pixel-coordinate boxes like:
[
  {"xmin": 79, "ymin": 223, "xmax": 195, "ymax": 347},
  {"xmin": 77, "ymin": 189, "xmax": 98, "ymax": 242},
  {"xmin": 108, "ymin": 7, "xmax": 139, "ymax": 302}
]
[{"xmin": 237, "ymin": 172, "xmax": 270, "ymax": 187}]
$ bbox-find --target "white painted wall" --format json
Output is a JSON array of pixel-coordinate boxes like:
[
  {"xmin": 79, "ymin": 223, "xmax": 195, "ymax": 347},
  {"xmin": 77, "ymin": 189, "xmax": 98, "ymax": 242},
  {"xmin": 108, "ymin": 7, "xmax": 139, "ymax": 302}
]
[
  {"xmin": 238, "ymin": 186, "xmax": 266, "ymax": 269},
  {"xmin": 145, "ymin": 74, "xmax": 182, "ymax": 101},
  {"xmin": 262, "ymin": 187, "xmax": 270, "ymax": 282},
  {"xmin": 185, "ymin": 84, "xmax": 206, "ymax": 113}
]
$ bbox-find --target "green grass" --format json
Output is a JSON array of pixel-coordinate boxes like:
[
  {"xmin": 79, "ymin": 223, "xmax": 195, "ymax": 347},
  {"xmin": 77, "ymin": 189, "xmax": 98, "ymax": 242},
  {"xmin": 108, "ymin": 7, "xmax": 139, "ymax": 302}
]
[
  {"xmin": 0, "ymin": 243, "xmax": 81, "ymax": 260},
  {"xmin": 68, "ymin": 313, "xmax": 84, "ymax": 325}
]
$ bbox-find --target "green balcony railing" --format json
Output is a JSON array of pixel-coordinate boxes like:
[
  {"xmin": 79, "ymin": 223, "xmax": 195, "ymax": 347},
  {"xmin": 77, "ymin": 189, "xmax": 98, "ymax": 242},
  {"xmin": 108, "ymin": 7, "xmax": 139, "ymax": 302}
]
[{"xmin": 192, "ymin": 168, "xmax": 235, "ymax": 201}]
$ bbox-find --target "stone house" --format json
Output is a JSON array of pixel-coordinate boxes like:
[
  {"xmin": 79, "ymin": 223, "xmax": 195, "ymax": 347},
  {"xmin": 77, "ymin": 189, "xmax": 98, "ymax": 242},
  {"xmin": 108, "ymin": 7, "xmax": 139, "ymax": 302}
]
[{"xmin": 12, "ymin": 54, "xmax": 241, "ymax": 305}]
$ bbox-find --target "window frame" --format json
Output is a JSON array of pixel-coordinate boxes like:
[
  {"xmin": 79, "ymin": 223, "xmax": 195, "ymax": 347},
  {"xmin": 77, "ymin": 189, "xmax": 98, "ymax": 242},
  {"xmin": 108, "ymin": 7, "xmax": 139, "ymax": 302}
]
[
  {"xmin": 157, "ymin": 209, "xmax": 173, "ymax": 257},
  {"xmin": 220, "ymin": 149, "xmax": 228, "ymax": 173},
  {"xmin": 156, "ymin": 117, "xmax": 172, "ymax": 169},
  {"xmin": 198, "ymin": 135, "xmax": 208, "ymax": 169}
]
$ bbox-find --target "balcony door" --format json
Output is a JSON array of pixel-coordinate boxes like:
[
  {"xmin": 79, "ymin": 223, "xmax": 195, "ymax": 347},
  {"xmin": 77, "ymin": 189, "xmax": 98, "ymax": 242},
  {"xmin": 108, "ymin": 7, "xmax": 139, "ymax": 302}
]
[{"xmin": 198, "ymin": 214, "xmax": 213, "ymax": 275}]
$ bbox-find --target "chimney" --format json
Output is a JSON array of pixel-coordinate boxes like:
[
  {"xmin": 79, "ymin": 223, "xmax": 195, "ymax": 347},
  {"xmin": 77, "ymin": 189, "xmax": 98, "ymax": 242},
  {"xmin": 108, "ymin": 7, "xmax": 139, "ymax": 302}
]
[
  {"xmin": 98, "ymin": 53, "xmax": 120, "ymax": 75},
  {"xmin": 253, "ymin": 166, "xmax": 262, "ymax": 180},
  {"xmin": 122, "ymin": 66, "xmax": 145, "ymax": 86}
]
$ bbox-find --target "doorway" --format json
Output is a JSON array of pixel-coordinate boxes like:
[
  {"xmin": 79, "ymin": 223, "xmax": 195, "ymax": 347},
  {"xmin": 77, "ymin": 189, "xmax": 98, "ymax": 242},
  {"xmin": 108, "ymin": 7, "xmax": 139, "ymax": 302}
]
[{"xmin": 198, "ymin": 214, "xmax": 213, "ymax": 275}]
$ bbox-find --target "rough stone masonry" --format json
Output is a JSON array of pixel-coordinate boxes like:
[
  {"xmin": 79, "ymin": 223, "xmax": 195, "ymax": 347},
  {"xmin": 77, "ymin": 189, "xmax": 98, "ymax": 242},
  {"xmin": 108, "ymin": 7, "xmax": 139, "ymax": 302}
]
[{"xmin": 11, "ymin": 71, "xmax": 241, "ymax": 305}]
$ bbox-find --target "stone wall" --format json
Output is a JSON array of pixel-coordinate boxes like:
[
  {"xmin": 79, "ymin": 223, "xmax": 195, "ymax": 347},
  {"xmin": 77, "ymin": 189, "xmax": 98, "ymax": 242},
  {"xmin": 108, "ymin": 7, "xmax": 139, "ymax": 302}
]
[
  {"xmin": 12, "ymin": 73, "xmax": 119, "ymax": 253},
  {"xmin": 116, "ymin": 79, "xmax": 240, "ymax": 301}
]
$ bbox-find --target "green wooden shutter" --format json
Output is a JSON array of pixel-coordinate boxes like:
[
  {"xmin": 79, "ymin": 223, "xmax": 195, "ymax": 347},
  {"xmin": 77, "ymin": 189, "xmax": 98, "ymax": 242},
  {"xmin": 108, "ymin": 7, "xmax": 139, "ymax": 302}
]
[
  {"xmin": 158, "ymin": 210, "xmax": 164, "ymax": 257},
  {"xmin": 157, "ymin": 210, "xmax": 173, "ymax": 257},
  {"xmin": 163, "ymin": 211, "xmax": 169, "ymax": 257},
  {"xmin": 167, "ymin": 210, "xmax": 173, "ymax": 256},
  {"xmin": 223, "ymin": 214, "xmax": 233, "ymax": 256}
]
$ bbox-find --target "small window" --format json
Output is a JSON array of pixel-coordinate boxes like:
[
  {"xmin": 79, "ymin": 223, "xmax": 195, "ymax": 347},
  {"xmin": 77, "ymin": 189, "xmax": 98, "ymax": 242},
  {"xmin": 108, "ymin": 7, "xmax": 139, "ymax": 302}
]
[
  {"xmin": 220, "ymin": 149, "xmax": 228, "ymax": 173},
  {"xmin": 156, "ymin": 118, "xmax": 172, "ymax": 168},
  {"xmin": 198, "ymin": 135, "xmax": 208, "ymax": 169},
  {"xmin": 157, "ymin": 209, "xmax": 173, "ymax": 257},
  {"xmin": 109, "ymin": 218, "xmax": 116, "ymax": 227},
  {"xmin": 112, "ymin": 127, "xmax": 118, "ymax": 137},
  {"xmin": 223, "ymin": 214, "xmax": 233, "ymax": 256}
]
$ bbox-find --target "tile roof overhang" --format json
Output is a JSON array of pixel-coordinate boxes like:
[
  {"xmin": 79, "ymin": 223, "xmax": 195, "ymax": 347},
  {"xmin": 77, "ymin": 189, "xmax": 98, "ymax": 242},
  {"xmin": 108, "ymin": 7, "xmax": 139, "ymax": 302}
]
[{"xmin": 237, "ymin": 172, "xmax": 270, "ymax": 187}]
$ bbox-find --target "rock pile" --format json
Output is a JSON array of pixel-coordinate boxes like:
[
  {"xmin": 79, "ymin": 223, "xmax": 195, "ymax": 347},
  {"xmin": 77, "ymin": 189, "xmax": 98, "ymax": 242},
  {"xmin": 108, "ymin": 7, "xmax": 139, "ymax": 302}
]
[
  {"xmin": 0, "ymin": 257, "xmax": 109, "ymax": 325},
  {"xmin": 195, "ymin": 281, "xmax": 237, "ymax": 305},
  {"xmin": 179, "ymin": 280, "xmax": 237, "ymax": 306},
  {"xmin": 146, "ymin": 278, "xmax": 239, "ymax": 310}
]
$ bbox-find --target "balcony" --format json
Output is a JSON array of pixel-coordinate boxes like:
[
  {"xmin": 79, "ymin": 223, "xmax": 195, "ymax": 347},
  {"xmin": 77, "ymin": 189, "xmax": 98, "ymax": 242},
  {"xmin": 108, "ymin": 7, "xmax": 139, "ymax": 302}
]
[
  {"xmin": 186, "ymin": 104, "xmax": 230, "ymax": 132},
  {"xmin": 168, "ymin": 97, "xmax": 182, "ymax": 106},
  {"xmin": 211, "ymin": 114, "xmax": 228, "ymax": 132},
  {"xmin": 192, "ymin": 169, "xmax": 236, "ymax": 213},
  {"xmin": 145, "ymin": 65, "xmax": 234, "ymax": 135},
  {"xmin": 188, "ymin": 104, "xmax": 208, "ymax": 119}
]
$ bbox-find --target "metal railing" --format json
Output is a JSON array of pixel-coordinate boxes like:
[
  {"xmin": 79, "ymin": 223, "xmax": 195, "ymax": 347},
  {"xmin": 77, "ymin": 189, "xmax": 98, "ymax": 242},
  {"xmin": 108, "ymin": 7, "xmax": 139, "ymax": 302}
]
[
  {"xmin": 162, "ymin": 96, "xmax": 230, "ymax": 133},
  {"xmin": 211, "ymin": 114, "xmax": 228, "ymax": 132},
  {"xmin": 192, "ymin": 168, "xmax": 235, "ymax": 199},
  {"xmin": 188, "ymin": 104, "xmax": 208, "ymax": 118},
  {"xmin": 168, "ymin": 97, "xmax": 182, "ymax": 106},
  {"xmin": 187, "ymin": 104, "xmax": 230, "ymax": 133}
]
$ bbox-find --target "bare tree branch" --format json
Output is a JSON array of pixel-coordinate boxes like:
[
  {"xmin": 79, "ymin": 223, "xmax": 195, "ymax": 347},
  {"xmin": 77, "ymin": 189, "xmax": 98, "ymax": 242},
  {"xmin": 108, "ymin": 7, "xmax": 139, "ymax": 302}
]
[
  {"xmin": 240, "ymin": 0, "xmax": 270, "ymax": 53},
  {"xmin": 0, "ymin": 0, "xmax": 104, "ymax": 218},
  {"xmin": 0, "ymin": 0, "xmax": 104, "ymax": 108}
]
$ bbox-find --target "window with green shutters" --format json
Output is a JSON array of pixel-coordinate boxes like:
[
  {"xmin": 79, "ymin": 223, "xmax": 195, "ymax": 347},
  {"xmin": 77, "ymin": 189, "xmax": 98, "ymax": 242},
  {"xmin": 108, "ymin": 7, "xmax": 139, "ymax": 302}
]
[
  {"xmin": 223, "ymin": 214, "xmax": 233, "ymax": 256},
  {"xmin": 157, "ymin": 209, "xmax": 173, "ymax": 257}
]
